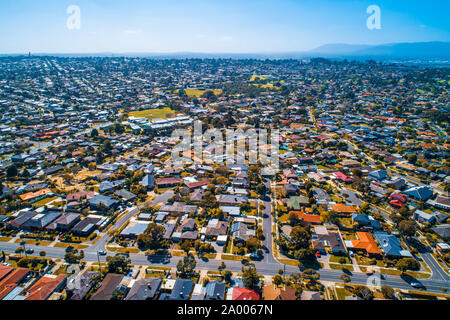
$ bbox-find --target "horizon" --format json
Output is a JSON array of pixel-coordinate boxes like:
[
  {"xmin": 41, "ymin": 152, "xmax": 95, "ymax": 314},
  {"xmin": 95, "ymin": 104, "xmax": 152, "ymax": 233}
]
[
  {"xmin": 0, "ymin": 0, "xmax": 449, "ymax": 54},
  {"xmin": 1, "ymin": 40, "xmax": 449, "ymax": 56}
]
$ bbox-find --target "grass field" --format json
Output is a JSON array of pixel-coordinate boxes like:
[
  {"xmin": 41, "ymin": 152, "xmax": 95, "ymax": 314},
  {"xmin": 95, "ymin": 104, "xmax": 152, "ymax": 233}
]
[
  {"xmin": 184, "ymin": 88, "xmax": 222, "ymax": 98},
  {"xmin": 129, "ymin": 107, "xmax": 177, "ymax": 119},
  {"xmin": 250, "ymin": 75, "xmax": 268, "ymax": 82}
]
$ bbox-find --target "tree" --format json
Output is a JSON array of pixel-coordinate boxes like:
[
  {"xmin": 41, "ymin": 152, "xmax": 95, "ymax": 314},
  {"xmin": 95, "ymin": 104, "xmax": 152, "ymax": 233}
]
[
  {"xmin": 137, "ymin": 223, "xmax": 166, "ymax": 249},
  {"xmin": 107, "ymin": 255, "xmax": 131, "ymax": 274},
  {"xmin": 302, "ymin": 269, "xmax": 320, "ymax": 287},
  {"xmin": 340, "ymin": 274, "xmax": 351, "ymax": 283},
  {"xmin": 288, "ymin": 212, "xmax": 301, "ymax": 226},
  {"xmin": 223, "ymin": 270, "xmax": 233, "ymax": 283},
  {"xmin": 242, "ymin": 264, "xmax": 260, "ymax": 288},
  {"xmin": 291, "ymin": 226, "xmax": 311, "ymax": 249},
  {"xmin": 111, "ymin": 288, "xmax": 124, "ymax": 300},
  {"xmin": 91, "ymin": 128, "xmax": 99, "ymax": 138},
  {"xmin": 381, "ymin": 285, "xmax": 395, "ymax": 299},
  {"xmin": 272, "ymin": 274, "xmax": 284, "ymax": 286},
  {"xmin": 353, "ymin": 286, "xmax": 373, "ymax": 300},
  {"xmin": 180, "ymin": 240, "xmax": 193, "ymax": 255},
  {"xmin": 245, "ymin": 237, "xmax": 260, "ymax": 253},
  {"xmin": 64, "ymin": 251, "xmax": 84, "ymax": 264},
  {"xmin": 6, "ymin": 165, "xmax": 17, "ymax": 179},
  {"xmin": 294, "ymin": 248, "xmax": 315, "ymax": 262},
  {"xmin": 407, "ymin": 154, "xmax": 417, "ymax": 164},
  {"xmin": 177, "ymin": 254, "xmax": 197, "ymax": 277},
  {"xmin": 256, "ymin": 183, "xmax": 266, "ymax": 196},
  {"xmin": 396, "ymin": 258, "xmax": 420, "ymax": 273},
  {"xmin": 218, "ymin": 262, "xmax": 226, "ymax": 274},
  {"xmin": 398, "ymin": 220, "xmax": 417, "ymax": 239}
]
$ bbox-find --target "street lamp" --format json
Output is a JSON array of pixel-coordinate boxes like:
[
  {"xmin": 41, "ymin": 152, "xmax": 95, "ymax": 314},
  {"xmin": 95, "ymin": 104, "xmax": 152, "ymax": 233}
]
[
  {"xmin": 96, "ymin": 251, "xmax": 103, "ymax": 276},
  {"xmin": 20, "ymin": 240, "xmax": 27, "ymax": 259}
]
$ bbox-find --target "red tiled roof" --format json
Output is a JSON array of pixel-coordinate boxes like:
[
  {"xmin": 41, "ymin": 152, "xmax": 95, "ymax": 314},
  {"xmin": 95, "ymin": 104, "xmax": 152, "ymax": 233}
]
[
  {"xmin": 232, "ymin": 287, "xmax": 260, "ymax": 300},
  {"xmin": 25, "ymin": 274, "xmax": 67, "ymax": 300},
  {"xmin": 0, "ymin": 268, "xmax": 30, "ymax": 300}
]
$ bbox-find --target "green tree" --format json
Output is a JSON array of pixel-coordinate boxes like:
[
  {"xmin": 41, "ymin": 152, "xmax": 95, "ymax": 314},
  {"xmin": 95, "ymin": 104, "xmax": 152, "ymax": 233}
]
[
  {"xmin": 291, "ymin": 226, "xmax": 311, "ymax": 249},
  {"xmin": 241, "ymin": 264, "xmax": 261, "ymax": 288},
  {"xmin": 6, "ymin": 165, "xmax": 17, "ymax": 179},
  {"xmin": 177, "ymin": 254, "xmax": 197, "ymax": 277},
  {"xmin": 396, "ymin": 258, "xmax": 420, "ymax": 273},
  {"xmin": 353, "ymin": 286, "xmax": 373, "ymax": 300},
  {"xmin": 106, "ymin": 255, "xmax": 131, "ymax": 274},
  {"xmin": 381, "ymin": 285, "xmax": 395, "ymax": 299},
  {"xmin": 272, "ymin": 274, "xmax": 284, "ymax": 286},
  {"xmin": 398, "ymin": 220, "xmax": 417, "ymax": 239},
  {"xmin": 137, "ymin": 223, "xmax": 166, "ymax": 249}
]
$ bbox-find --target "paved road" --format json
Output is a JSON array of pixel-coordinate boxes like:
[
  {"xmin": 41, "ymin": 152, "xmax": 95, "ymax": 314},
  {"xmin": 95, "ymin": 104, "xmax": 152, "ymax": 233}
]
[
  {"xmin": 2, "ymin": 241, "xmax": 449, "ymax": 294},
  {"xmin": 90, "ymin": 190, "xmax": 175, "ymax": 252}
]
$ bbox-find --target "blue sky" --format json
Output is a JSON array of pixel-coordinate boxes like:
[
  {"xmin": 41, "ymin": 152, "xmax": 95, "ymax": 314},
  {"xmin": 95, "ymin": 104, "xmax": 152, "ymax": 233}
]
[{"xmin": 0, "ymin": 0, "xmax": 449, "ymax": 53}]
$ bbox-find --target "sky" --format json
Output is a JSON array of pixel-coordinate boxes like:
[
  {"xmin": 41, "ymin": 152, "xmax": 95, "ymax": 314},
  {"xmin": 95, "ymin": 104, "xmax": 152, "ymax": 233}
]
[{"xmin": 0, "ymin": 0, "xmax": 449, "ymax": 54}]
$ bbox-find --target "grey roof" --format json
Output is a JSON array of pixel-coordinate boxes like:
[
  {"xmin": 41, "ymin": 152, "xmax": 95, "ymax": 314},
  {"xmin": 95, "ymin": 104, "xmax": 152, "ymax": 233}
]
[
  {"xmin": 125, "ymin": 278, "xmax": 161, "ymax": 300},
  {"xmin": 373, "ymin": 231, "xmax": 412, "ymax": 257},
  {"xmin": 404, "ymin": 186, "xmax": 433, "ymax": 201},
  {"xmin": 89, "ymin": 195, "xmax": 119, "ymax": 208},
  {"xmin": 205, "ymin": 281, "xmax": 226, "ymax": 300},
  {"xmin": 368, "ymin": 169, "xmax": 388, "ymax": 181},
  {"xmin": 140, "ymin": 175, "xmax": 155, "ymax": 188},
  {"xmin": 69, "ymin": 271, "xmax": 100, "ymax": 300},
  {"xmin": 114, "ymin": 189, "xmax": 136, "ymax": 201},
  {"xmin": 22, "ymin": 211, "xmax": 62, "ymax": 230},
  {"xmin": 167, "ymin": 279, "xmax": 194, "ymax": 300},
  {"xmin": 120, "ymin": 223, "xmax": 148, "ymax": 237}
]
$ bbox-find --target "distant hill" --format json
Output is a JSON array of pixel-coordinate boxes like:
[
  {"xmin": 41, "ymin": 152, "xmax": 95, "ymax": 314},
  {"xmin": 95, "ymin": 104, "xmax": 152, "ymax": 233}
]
[
  {"xmin": 309, "ymin": 41, "xmax": 450, "ymax": 58},
  {"xmin": 4, "ymin": 41, "xmax": 449, "ymax": 61}
]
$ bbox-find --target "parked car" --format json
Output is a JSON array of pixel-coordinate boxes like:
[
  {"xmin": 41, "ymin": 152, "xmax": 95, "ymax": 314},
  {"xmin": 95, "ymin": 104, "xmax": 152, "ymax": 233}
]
[
  {"xmin": 365, "ymin": 267, "xmax": 375, "ymax": 276},
  {"xmin": 410, "ymin": 282, "xmax": 424, "ymax": 289}
]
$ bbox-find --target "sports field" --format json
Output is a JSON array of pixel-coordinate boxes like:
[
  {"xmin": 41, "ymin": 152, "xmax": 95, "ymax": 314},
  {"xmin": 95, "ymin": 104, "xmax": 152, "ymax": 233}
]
[
  {"xmin": 183, "ymin": 88, "xmax": 222, "ymax": 97},
  {"xmin": 129, "ymin": 107, "xmax": 177, "ymax": 119}
]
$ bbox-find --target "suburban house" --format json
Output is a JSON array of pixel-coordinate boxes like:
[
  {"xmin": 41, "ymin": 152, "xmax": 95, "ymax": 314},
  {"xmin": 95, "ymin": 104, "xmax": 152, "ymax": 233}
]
[
  {"xmin": 262, "ymin": 284, "xmax": 296, "ymax": 300},
  {"xmin": 125, "ymin": 278, "xmax": 161, "ymax": 300},
  {"xmin": 345, "ymin": 231, "xmax": 381, "ymax": 256},
  {"xmin": 373, "ymin": 231, "xmax": 413, "ymax": 258},
  {"xmin": 90, "ymin": 273, "xmax": 124, "ymax": 301},
  {"xmin": 403, "ymin": 186, "xmax": 433, "ymax": 202},
  {"xmin": 25, "ymin": 274, "xmax": 67, "ymax": 300}
]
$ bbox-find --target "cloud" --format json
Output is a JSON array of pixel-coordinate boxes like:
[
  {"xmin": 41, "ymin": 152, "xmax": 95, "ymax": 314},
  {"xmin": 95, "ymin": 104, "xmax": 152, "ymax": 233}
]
[{"xmin": 220, "ymin": 36, "xmax": 233, "ymax": 41}]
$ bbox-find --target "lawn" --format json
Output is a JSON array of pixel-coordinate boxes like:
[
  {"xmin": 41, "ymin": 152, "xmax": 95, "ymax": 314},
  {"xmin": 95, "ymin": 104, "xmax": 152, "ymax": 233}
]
[
  {"xmin": 250, "ymin": 75, "xmax": 268, "ymax": 82},
  {"xmin": 329, "ymin": 264, "xmax": 354, "ymax": 271},
  {"xmin": 129, "ymin": 107, "xmax": 177, "ymax": 120},
  {"xmin": 221, "ymin": 254, "xmax": 245, "ymax": 261},
  {"xmin": 32, "ymin": 196, "xmax": 59, "ymax": 208},
  {"xmin": 329, "ymin": 255, "xmax": 351, "ymax": 264},
  {"xmin": 184, "ymin": 88, "xmax": 222, "ymax": 98}
]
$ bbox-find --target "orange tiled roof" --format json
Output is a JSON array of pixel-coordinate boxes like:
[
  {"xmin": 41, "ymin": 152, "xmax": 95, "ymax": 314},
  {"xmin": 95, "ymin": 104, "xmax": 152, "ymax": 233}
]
[
  {"xmin": 290, "ymin": 211, "xmax": 321, "ymax": 224},
  {"xmin": 262, "ymin": 285, "xmax": 296, "ymax": 300},
  {"xmin": 25, "ymin": 274, "xmax": 67, "ymax": 300},
  {"xmin": 330, "ymin": 203, "xmax": 357, "ymax": 213},
  {"xmin": 351, "ymin": 232, "xmax": 380, "ymax": 254},
  {"xmin": 19, "ymin": 188, "xmax": 53, "ymax": 201}
]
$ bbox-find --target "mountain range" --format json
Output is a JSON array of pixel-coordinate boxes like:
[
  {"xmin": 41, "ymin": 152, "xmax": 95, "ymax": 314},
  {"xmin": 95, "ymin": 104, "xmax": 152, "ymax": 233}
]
[{"xmin": 3, "ymin": 41, "xmax": 449, "ymax": 61}]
